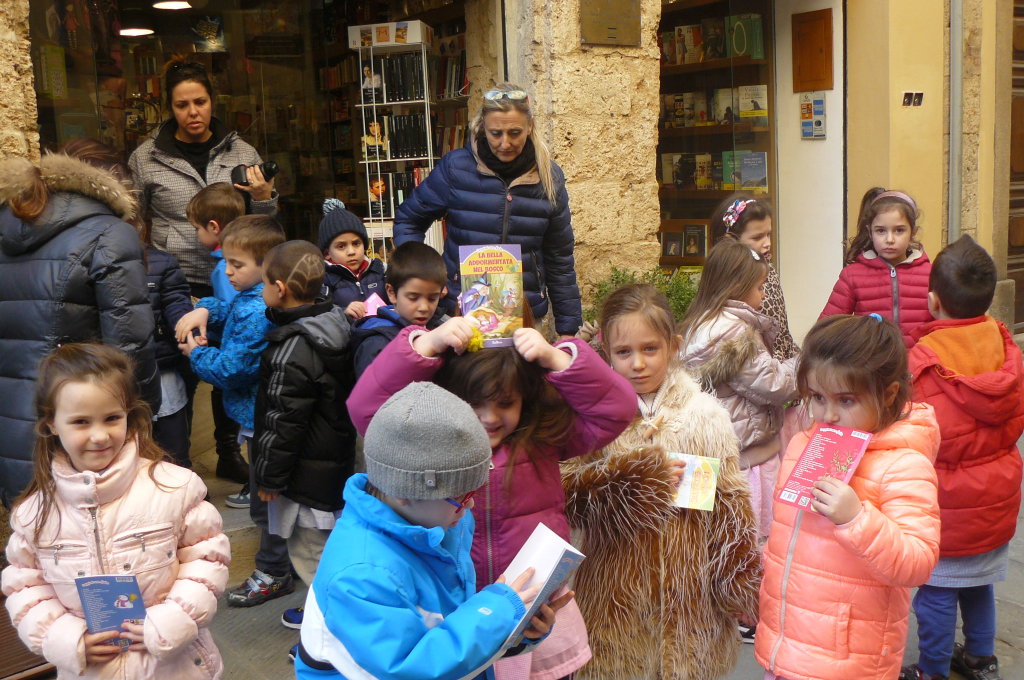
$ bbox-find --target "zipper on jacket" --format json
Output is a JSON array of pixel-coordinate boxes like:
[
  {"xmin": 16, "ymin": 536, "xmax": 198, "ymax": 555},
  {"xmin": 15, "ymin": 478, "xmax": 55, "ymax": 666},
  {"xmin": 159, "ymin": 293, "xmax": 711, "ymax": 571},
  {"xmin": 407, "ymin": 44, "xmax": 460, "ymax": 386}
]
[
  {"xmin": 769, "ymin": 511, "xmax": 804, "ymax": 671},
  {"xmin": 89, "ymin": 507, "xmax": 107, "ymax": 574},
  {"xmin": 52, "ymin": 544, "xmax": 63, "ymax": 565},
  {"xmin": 135, "ymin": 532, "xmax": 147, "ymax": 552},
  {"xmin": 889, "ymin": 265, "xmax": 900, "ymax": 325},
  {"xmin": 500, "ymin": 180, "xmax": 513, "ymax": 244},
  {"xmin": 485, "ymin": 461, "xmax": 495, "ymax": 584}
]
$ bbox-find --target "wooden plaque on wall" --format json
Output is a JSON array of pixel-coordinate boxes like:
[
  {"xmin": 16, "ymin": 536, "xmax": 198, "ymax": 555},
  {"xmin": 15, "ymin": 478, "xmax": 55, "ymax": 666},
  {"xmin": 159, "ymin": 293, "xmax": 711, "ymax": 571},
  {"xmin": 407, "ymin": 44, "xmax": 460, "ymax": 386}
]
[
  {"xmin": 581, "ymin": 0, "xmax": 641, "ymax": 46},
  {"xmin": 792, "ymin": 8, "xmax": 833, "ymax": 92}
]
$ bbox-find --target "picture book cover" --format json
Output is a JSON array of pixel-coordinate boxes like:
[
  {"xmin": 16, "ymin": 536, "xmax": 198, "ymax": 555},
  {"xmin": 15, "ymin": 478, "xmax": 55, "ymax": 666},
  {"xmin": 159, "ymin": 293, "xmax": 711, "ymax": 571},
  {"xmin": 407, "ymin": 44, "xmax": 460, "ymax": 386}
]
[
  {"xmin": 700, "ymin": 17, "xmax": 727, "ymax": 60},
  {"xmin": 722, "ymin": 149, "xmax": 749, "ymax": 190},
  {"xmin": 660, "ymin": 153, "xmax": 682, "ymax": 185},
  {"xmin": 75, "ymin": 575, "xmax": 145, "ymax": 649},
  {"xmin": 777, "ymin": 423, "xmax": 872, "ymax": 511},
  {"xmin": 368, "ymin": 172, "xmax": 393, "ymax": 219},
  {"xmin": 459, "ymin": 245, "xmax": 524, "ymax": 347},
  {"xmin": 675, "ymin": 153, "xmax": 698, "ymax": 189},
  {"xmin": 740, "ymin": 152, "xmax": 768, "ymax": 192},
  {"xmin": 726, "ymin": 14, "xmax": 765, "ymax": 60},
  {"xmin": 711, "ymin": 87, "xmax": 737, "ymax": 124},
  {"xmin": 737, "ymin": 84, "xmax": 769, "ymax": 127},
  {"xmin": 667, "ymin": 453, "xmax": 720, "ymax": 511},
  {"xmin": 501, "ymin": 522, "xmax": 585, "ymax": 648},
  {"xmin": 675, "ymin": 25, "xmax": 703, "ymax": 64},
  {"xmin": 694, "ymin": 153, "xmax": 713, "ymax": 189}
]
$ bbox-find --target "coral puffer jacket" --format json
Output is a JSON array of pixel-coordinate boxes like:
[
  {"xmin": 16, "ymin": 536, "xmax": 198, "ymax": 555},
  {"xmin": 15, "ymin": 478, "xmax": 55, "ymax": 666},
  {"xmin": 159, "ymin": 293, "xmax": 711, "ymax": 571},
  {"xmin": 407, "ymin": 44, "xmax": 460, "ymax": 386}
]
[
  {"xmin": 819, "ymin": 249, "xmax": 932, "ymax": 347},
  {"xmin": 756, "ymin": 404, "xmax": 941, "ymax": 680},
  {"xmin": 2, "ymin": 442, "xmax": 230, "ymax": 679},
  {"xmin": 909, "ymin": 316, "xmax": 1024, "ymax": 556}
]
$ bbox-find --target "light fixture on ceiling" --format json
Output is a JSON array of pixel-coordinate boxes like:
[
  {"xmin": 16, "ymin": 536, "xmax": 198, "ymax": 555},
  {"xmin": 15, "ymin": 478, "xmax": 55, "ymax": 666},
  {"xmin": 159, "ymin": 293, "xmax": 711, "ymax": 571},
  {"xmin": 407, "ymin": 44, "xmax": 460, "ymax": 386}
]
[
  {"xmin": 152, "ymin": 1, "xmax": 191, "ymax": 9},
  {"xmin": 119, "ymin": 1, "xmax": 155, "ymax": 36}
]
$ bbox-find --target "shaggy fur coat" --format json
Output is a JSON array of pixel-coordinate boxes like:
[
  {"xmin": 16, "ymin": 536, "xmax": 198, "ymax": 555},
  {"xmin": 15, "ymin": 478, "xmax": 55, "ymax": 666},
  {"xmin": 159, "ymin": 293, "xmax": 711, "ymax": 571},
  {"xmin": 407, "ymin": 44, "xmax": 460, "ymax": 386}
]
[{"xmin": 562, "ymin": 367, "xmax": 761, "ymax": 680}]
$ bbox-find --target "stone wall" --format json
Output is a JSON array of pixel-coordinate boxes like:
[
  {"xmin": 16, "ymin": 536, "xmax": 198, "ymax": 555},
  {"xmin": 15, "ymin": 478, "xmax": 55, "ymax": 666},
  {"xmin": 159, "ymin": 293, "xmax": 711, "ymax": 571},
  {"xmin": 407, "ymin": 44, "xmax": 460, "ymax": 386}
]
[
  {"xmin": 466, "ymin": 0, "xmax": 662, "ymax": 312},
  {"xmin": 0, "ymin": 0, "xmax": 39, "ymax": 160}
]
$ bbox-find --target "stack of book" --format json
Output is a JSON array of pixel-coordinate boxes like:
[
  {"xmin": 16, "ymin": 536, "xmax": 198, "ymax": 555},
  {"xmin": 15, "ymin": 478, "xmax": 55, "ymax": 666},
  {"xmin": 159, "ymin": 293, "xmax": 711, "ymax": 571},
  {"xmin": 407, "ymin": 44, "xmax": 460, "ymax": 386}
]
[
  {"xmin": 662, "ymin": 84, "xmax": 767, "ymax": 128},
  {"xmin": 660, "ymin": 14, "xmax": 764, "ymax": 64},
  {"xmin": 660, "ymin": 151, "xmax": 767, "ymax": 193}
]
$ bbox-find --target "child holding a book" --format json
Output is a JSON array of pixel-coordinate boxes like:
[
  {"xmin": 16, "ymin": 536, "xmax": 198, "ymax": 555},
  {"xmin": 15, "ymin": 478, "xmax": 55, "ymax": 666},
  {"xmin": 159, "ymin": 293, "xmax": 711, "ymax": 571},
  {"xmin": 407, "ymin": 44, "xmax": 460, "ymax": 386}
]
[
  {"xmin": 900, "ymin": 236, "xmax": 1024, "ymax": 680},
  {"xmin": 710, "ymin": 193, "xmax": 798, "ymax": 360},
  {"xmin": 756, "ymin": 314, "xmax": 940, "ymax": 680},
  {"xmin": 2, "ymin": 343, "xmax": 230, "ymax": 679},
  {"xmin": 347, "ymin": 315, "xmax": 635, "ymax": 680},
  {"xmin": 819, "ymin": 187, "xmax": 932, "ymax": 347},
  {"xmin": 562, "ymin": 284, "xmax": 761, "ymax": 680},
  {"xmin": 679, "ymin": 240, "xmax": 799, "ymax": 541},
  {"xmin": 317, "ymin": 198, "xmax": 389, "ymax": 320},
  {"xmin": 296, "ymin": 381, "xmax": 567, "ymax": 679}
]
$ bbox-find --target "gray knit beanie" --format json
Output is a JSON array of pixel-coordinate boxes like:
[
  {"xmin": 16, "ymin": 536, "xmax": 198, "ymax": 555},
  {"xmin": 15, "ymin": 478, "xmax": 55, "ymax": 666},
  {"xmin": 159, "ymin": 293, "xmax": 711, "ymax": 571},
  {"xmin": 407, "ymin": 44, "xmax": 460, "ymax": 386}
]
[
  {"xmin": 318, "ymin": 198, "xmax": 369, "ymax": 252},
  {"xmin": 364, "ymin": 382, "xmax": 491, "ymax": 500}
]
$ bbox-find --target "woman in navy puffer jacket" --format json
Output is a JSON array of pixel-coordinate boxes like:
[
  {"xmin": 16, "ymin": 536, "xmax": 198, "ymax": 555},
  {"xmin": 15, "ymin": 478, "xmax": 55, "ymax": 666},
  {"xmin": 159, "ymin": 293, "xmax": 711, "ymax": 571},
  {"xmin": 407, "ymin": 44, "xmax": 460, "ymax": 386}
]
[{"xmin": 393, "ymin": 83, "xmax": 583, "ymax": 336}]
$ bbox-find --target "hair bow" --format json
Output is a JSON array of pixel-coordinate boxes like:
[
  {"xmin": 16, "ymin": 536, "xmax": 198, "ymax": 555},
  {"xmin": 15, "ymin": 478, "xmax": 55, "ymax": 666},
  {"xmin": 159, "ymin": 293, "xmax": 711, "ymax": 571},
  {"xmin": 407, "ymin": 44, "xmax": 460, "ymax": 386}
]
[{"xmin": 723, "ymin": 199, "xmax": 755, "ymax": 231}]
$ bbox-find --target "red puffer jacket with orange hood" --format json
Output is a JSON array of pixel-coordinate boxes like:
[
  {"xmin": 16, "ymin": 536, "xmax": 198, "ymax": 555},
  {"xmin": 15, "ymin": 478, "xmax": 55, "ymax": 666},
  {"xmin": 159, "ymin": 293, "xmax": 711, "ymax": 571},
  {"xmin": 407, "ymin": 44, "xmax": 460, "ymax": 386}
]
[{"xmin": 908, "ymin": 315, "xmax": 1024, "ymax": 557}]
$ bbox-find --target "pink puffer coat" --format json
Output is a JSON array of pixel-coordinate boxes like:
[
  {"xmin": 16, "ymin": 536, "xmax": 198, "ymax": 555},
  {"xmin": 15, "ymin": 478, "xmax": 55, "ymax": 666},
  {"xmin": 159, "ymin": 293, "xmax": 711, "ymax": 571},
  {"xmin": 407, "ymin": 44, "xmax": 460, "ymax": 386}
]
[
  {"xmin": 755, "ymin": 403, "xmax": 941, "ymax": 680},
  {"xmin": 2, "ymin": 441, "xmax": 230, "ymax": 679},
  {"xmin": 819, "ymin": 249, "xmax": 932, "ymax": 347},
  {"xmin": 681, "ymin": 301, "xmax": 799, "ymax": 468}
]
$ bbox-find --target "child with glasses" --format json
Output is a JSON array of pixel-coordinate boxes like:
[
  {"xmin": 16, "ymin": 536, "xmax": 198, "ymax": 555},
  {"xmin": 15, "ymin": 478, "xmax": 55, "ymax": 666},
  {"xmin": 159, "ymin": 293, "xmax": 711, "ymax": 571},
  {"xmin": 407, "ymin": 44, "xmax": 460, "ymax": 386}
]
[
  {"xmin": 679, "ymin": 240, "xmax": 799, "ymax": 543},
  {"xmin": 296, "ymin": 382, "xmax": 570, "ymax": 679}
]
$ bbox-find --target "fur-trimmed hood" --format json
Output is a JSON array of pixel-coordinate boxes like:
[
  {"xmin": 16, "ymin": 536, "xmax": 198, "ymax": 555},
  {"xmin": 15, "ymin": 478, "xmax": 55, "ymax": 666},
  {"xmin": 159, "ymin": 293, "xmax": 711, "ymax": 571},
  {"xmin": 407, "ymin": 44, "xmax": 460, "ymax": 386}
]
[{"xmin": 0, "ymin": 153, "xmax": 136, "ymax": 221}]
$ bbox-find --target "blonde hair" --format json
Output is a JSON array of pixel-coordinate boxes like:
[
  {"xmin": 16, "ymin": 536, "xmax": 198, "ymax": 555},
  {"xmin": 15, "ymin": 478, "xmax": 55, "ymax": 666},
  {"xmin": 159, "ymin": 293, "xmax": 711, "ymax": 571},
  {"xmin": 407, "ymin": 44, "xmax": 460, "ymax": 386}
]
[
  {"xmin": 470, "ymin": 83, "xmax": 558, "ymax": 205},
  {"xmin": 678, "ymin": 240, "xmax": 768, "ymax": 345}
]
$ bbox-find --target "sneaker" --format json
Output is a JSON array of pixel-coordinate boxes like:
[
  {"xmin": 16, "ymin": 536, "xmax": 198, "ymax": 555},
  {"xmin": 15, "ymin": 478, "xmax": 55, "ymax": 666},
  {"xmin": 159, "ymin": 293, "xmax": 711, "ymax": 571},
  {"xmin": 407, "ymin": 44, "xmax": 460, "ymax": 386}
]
[
  {"xmin": 288, "ymin": 643, "xmax": 298, "ymax": 663},
  {"xmin": 898, "ymin": 664, "xmax": 948, "ymax": 680},
  {"xmin": 225, "ymin": 484, "xmax": 251, "ymax": 509},
  {"xmin": 226, "ymin": 569, "xmax": 294, "ymax": 607},
  {"xmin": 951, "ymin": 643, "xmax": 1001, "ymax": 680},
  {"xmin": 738, "ymin": 623, "xmax": 755, "ymax": 643},
  {"xmin": 281, "ymin": 606, "xmax": 304, "ymax": 629}
]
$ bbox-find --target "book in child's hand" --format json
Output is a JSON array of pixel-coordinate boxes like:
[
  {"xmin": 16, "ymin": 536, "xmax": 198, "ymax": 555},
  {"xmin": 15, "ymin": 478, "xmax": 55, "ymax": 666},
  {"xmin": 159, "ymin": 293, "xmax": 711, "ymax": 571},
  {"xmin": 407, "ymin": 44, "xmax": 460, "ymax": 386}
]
[
  {"xmin": 776, "ymin": 423, "xmax": 872, "ymax": 511},
  {"xmin": 500, "ymin": 522, "xmax": 585, "ymax": 648},
  {"xmin": 75, "ymin": 575, "xmax": 146, "ymax": 649},
  {"xmin": 667, "ymin": 452, "xmax": 720, "ymax": 511},
  {"xmin": 363, "ymin": 292, "xmax": 387, "ymax": 317},
  {"xmin": 458, "ymin": 244, "xmax": 524, "ymax": 348}
]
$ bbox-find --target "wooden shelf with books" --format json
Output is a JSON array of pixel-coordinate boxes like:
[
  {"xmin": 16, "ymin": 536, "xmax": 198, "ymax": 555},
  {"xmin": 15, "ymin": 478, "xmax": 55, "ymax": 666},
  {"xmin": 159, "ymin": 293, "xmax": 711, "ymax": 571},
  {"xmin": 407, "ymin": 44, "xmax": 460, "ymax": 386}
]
[
  {"xmin": 657, "ymin": 1, "xmax": 776, "ymax": 264},
  {"xmin": 661, "ymin": 55, "xmax": 766, "ymax": 76},
  {"xmin": 662, "ymin": 122, "xmax": 767, "ymax": 137}
]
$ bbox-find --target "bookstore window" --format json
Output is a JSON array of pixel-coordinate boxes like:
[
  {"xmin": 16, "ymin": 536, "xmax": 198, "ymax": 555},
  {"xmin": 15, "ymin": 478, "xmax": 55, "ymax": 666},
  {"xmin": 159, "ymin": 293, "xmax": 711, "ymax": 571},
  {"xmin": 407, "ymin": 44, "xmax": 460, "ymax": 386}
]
[
  {"xmin": 26, "ymin": 0, "xmax": 467, "ymax": 243},
  {"xmin": 657, "ymin": 0, "xmax": 776, "ymax": 271}
]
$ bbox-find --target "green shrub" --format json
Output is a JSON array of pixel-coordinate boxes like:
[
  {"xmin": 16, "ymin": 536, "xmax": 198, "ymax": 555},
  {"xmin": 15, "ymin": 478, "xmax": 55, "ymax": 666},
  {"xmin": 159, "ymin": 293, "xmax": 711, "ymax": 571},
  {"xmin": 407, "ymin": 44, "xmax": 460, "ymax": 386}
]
[{"xmin": 584, "ymin": 266, "xmax": 699, "ymax": 323}]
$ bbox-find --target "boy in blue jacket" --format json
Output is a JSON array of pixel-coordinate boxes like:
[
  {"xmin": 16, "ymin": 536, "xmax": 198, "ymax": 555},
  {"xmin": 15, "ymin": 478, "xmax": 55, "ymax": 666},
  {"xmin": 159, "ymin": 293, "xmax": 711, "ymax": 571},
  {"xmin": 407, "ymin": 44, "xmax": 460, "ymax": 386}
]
[
  {"xmin": 176, "ymin": 214, "xmax": 295, "ymax": 608},
  {"xmin": 296, "ymin": 381, "xmax": 568, "ymax": 679},
  {"xmin": 317, "ymin": 198, "xmax": 389, "ymax": 319}
]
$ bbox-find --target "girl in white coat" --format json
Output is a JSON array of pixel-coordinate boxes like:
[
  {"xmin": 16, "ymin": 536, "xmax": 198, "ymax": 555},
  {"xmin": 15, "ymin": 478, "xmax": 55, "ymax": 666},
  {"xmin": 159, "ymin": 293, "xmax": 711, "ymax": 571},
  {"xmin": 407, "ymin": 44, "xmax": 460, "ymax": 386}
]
[{"xmin": 2, "ymin": 343, "xmax": 230, "ymax": 679}]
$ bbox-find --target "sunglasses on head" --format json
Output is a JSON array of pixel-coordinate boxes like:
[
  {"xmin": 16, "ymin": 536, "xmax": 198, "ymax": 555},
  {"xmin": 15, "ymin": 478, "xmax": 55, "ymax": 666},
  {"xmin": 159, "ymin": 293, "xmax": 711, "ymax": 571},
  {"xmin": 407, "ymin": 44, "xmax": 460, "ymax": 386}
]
[
  {"xmin": 444, "ymin": 490, "xmax": 478, "ymax": 510},
  {"xmin": 483, "ymin": 89, "xmax": 528, "ymax": 102}
]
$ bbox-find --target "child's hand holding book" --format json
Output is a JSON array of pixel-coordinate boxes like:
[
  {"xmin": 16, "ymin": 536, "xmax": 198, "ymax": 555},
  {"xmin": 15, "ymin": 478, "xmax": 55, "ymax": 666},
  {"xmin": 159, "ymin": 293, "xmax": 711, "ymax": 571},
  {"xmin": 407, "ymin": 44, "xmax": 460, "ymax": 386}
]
[
  {"xmin": 811, "ymin": 477, "xmax": 862, "ymax": 525},
  {"xmin": 412, "ymin": 317, "xmax": 479, "ymax": 357},
  {"xmin": 497, "ymin": 567, "xmax": 575, "ymax": 641}
]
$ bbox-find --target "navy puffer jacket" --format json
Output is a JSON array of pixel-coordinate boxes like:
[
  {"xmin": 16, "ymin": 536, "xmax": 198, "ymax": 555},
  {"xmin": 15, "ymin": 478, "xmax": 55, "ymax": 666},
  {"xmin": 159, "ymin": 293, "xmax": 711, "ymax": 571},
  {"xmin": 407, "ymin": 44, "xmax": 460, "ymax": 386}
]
[
  {"xmin": 0, "ymin": 154, "xmax": 160, "ymax": 506},
  {"xmin": 146, "ymin": 246, "xmax": 193, "ymax": 370},
  {"xmin": 393, "ymin": 141, "xmax": 583, "ymax": 335}
]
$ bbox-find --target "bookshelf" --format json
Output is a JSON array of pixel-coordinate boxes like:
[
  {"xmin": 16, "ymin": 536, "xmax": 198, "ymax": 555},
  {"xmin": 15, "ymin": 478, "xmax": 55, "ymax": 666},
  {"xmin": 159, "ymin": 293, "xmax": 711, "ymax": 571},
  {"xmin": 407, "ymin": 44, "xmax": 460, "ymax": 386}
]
[
  {"xmin": 354, "ymin": 25, "xmax": 445, "ymax": 257},
  {"xmin": 657, "ymin": 0, "xmax": 776, "ymax": 267}
]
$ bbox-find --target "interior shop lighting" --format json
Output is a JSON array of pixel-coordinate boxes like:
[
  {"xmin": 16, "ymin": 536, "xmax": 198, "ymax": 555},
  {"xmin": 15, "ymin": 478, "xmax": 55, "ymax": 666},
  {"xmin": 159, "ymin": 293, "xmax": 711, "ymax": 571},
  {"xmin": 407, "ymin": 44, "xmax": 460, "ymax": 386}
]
[
  {"xmin": 152, "ymin": 1, "xmax": 192, "ymax": 9},
  {"xmin": 119, "ymin": 1, "xmax": 155, "ymax": 36}
]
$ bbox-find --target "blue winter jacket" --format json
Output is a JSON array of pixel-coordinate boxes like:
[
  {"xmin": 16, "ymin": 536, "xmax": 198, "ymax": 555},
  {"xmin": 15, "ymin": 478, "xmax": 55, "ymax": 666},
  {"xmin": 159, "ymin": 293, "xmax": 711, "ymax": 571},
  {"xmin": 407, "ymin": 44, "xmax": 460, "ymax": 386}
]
[
  {"xmin": 392, "ymin": 143, "xmax": 583, "ymax": 335},
  {"xmin": 296, "ymin": 474, "xmax": 526, "ymax": 680},
  {"xmin": 210, "ymin": 249, "xmax": 239, "ymax": 304},
  {"xmin": 322, "ymin": 258, "xmax": 388, "ymax": 311},
  {"xmin": 190, "ymin": 284, "xmax": 272, "ymax": 430}
]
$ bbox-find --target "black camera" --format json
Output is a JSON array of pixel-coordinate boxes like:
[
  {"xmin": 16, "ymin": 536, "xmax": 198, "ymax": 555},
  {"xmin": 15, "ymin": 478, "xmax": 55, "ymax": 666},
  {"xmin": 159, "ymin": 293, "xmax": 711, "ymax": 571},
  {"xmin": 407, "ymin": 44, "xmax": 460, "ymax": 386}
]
[{"xmin": 231, "ymin": 161, "xmax": 279, "ymax": 186}]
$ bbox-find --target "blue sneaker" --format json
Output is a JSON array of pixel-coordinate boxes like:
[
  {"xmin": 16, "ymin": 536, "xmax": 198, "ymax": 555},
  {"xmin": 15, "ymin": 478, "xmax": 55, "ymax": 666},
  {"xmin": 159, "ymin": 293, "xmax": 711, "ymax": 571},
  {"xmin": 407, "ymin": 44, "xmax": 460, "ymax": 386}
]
[
  {"xmin": 225, "ymin": 484, "xmax": 250, "ymax": 509},
  {"xmin": 288, "ymin": 643, "xmax": 298, "ymax": 663},
  {"xmin": 281, "ymin": 606, "xmax": 304, "ymax": 629}
]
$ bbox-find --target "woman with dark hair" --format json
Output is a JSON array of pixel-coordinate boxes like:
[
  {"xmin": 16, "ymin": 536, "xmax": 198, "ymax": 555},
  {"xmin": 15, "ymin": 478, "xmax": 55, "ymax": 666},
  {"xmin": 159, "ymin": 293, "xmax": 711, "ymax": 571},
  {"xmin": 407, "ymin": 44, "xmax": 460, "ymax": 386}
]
[
  {"xmin": 0, "ymin": 138, "xmax": 160, "ymax": 506},
  {"xmin": 129, "ymin": 57, "xmax": 273, "ymax": 484},
  {"xmin": 128, "ymin": 57, "xmax": 278, "ymax": 293},
  {"xmin": 393, "ymin": 83, "xmax": 583, "ymax": 337}
]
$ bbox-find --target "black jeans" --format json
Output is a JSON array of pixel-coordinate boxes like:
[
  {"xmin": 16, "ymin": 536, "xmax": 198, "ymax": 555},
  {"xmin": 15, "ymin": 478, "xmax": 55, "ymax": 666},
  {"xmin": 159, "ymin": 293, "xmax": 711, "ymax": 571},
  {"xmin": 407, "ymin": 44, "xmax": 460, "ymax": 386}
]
[
  {"xmin": 246, "ymin": 445, "xmax": 291, "ymax": 577},
  {"xmin": 153, "ymin": 406, "xmax": 190, "ymax": 467}
]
